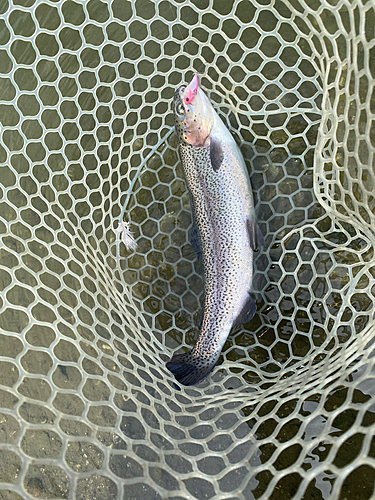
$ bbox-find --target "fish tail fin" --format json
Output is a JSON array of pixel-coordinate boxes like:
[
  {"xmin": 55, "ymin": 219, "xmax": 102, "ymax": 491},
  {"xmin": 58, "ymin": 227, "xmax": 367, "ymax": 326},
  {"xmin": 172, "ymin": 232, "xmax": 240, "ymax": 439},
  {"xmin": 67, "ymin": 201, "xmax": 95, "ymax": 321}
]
[{"xmin": 166, "ymin": 350, "xmax": 218, "ymax": 387}]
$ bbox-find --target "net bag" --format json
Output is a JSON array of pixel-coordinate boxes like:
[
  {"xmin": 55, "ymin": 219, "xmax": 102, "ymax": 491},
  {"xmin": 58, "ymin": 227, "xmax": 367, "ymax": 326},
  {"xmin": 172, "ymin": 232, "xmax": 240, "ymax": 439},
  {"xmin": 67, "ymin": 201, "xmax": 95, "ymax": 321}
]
[{"xmin": 0, "ymin": 0, "xmax": 374, "ymax": 499}]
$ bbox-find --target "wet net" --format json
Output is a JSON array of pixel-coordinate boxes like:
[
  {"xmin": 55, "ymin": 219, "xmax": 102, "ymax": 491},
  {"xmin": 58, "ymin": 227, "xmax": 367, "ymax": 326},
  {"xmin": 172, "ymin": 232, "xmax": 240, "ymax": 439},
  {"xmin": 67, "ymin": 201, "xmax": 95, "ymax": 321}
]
[{"xmin": 0, "ymin": 0, "xmax": 374, "ymax": 498}]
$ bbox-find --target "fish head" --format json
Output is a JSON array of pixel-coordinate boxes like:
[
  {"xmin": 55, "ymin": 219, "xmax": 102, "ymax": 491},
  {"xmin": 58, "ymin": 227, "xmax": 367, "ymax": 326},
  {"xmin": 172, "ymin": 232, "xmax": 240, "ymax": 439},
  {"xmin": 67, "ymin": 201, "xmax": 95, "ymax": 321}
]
[{"xmin": 173, "ymin": 74, "xmax": 214, "ymax": 147}]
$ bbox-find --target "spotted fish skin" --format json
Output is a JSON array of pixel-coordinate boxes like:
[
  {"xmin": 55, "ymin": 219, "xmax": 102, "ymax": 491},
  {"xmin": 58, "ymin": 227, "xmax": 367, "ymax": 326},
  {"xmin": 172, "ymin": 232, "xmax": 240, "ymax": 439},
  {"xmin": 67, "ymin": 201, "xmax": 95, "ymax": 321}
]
[{"xmin": 166, "ymin": 75, "xmax": 261, "ymax": 387}]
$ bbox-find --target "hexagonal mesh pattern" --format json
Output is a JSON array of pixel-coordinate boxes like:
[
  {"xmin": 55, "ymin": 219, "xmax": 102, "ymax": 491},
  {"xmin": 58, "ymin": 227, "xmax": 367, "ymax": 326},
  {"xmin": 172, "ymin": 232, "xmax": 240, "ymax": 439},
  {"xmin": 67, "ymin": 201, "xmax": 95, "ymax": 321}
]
[{"xmin": 0, "ymin": 0, "xmax": 374, "ymax": 499}]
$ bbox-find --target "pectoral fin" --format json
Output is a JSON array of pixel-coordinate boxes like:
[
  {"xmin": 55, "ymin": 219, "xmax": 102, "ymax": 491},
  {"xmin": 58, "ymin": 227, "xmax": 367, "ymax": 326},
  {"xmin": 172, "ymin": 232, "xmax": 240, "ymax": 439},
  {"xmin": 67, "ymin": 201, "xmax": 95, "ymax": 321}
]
[
  {"xmin": 210, "ymin": 137, "xmax": 224, "ymax": 172},
  {"xmin": 233, "ymin": 294, "xmax": 256, "ymax": 328},
  {"xmin": 246, "ymin": 218, "xmax": 265, "ymax": 252}
]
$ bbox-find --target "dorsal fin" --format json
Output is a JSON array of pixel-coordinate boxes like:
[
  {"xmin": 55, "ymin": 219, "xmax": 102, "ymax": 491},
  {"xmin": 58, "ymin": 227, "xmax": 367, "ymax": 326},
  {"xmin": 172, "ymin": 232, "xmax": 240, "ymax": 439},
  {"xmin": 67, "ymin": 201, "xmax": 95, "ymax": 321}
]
[
  {"xmin": 233, "ymin": 294, "xmax": 256, "ymax": 328},
  {"xmin": 246, "ymin": 218, "xmax": 265, "ymax": 252}
]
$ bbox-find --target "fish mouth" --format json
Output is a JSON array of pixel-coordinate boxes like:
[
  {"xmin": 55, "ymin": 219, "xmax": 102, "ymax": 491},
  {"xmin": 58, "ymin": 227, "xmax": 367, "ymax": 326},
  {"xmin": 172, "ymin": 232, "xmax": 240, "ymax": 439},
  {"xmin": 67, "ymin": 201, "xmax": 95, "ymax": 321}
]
[
  {"xmin": 174, "ymin": 75, "xmax": 199, "ymax": 106},
  {"xmin": 182, "ymin": 74, "xmax": 199, "ymax": 104}
]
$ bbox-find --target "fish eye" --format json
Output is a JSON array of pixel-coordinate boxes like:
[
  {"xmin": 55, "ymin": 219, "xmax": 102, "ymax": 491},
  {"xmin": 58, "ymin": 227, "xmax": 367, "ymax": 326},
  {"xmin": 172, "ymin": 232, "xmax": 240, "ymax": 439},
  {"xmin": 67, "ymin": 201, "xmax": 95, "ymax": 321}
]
[{"xmin": 176, "ymin": 103, "xmax": 184, "ymax": 115}]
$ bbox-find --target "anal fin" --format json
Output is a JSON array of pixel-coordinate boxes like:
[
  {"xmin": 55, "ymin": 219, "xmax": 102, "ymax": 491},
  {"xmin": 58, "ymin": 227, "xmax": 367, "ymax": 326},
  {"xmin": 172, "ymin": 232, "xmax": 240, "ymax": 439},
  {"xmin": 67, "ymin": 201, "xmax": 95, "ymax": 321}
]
[{"xmin": 197, "ymin": 307, "xmax": 204, "ymax": 329}]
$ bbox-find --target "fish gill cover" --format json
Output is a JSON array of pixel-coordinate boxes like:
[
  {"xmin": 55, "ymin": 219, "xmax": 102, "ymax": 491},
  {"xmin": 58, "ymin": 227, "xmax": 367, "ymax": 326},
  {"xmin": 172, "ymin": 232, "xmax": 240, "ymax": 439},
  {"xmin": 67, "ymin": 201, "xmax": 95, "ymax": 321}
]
[{"xmin": 0, "ymin": 0, "xmax": 374, "ymax": 499}]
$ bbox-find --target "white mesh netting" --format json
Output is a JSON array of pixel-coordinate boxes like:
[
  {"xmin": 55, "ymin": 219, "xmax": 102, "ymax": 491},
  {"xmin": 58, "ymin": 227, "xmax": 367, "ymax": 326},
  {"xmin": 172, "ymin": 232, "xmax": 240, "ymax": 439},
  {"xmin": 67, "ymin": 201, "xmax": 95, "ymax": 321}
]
[{"xmin": 0, "ymin": 0, "xmax": 374, "ymax": 499}]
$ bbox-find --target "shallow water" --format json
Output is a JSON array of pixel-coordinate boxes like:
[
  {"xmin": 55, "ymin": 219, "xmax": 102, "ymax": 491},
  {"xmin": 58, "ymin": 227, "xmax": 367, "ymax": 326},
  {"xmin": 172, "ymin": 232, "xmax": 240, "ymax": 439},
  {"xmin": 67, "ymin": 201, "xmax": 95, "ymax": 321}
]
[{"xmin": 0, "ymin": 0, "xmax": 375, "ymax": 499}]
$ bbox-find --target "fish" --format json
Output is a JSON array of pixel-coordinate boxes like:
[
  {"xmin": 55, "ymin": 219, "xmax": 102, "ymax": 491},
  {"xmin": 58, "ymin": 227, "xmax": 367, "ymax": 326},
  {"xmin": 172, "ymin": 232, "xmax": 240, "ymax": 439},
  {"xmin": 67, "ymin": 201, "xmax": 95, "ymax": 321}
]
[{"xmin": 166, "ymin": 74, "xmax": 264, "ymax": 387}]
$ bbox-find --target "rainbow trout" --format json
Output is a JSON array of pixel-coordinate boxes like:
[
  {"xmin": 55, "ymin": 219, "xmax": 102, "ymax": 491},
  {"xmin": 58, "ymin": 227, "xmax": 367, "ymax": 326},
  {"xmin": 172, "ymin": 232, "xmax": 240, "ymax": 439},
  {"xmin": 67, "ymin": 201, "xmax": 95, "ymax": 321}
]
[{"xmin": 166, "ymin": 75, "xmax": 263, "ymax": 387}]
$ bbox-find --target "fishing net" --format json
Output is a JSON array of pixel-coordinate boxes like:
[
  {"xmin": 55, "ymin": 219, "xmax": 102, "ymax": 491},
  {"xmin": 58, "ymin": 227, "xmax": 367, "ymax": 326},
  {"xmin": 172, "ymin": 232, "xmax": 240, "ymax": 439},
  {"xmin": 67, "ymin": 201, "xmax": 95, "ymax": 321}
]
[{"xmin": 0, "ymin": 0, "xmax": 374, "ymax": 498}]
